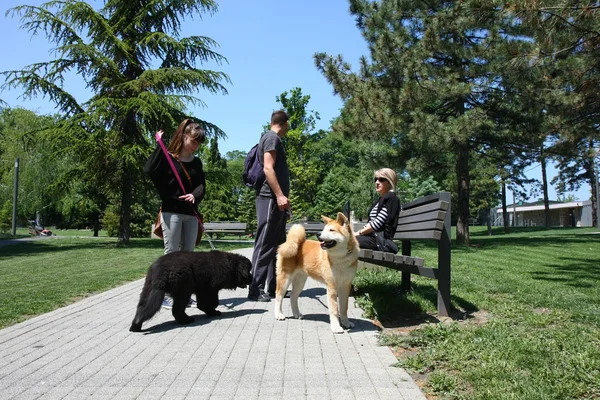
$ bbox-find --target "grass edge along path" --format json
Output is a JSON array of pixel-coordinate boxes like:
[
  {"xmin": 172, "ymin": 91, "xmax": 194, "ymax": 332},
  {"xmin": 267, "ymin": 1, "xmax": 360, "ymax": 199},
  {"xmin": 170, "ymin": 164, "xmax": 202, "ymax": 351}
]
[
  {"xmin": 0, "ymin": 237, "xmax": 246, "ymax": 329},
  {"xmin": 353, "ymin": 227, "xmax": 600, "ymax": 400}
]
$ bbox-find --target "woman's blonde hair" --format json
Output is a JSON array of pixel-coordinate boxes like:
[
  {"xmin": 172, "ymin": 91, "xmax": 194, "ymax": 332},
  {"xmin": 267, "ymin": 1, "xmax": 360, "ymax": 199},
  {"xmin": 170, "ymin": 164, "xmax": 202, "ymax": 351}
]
[
  {"xmin": 167, "ymin": 118, "xmax": 205, "ymax": 156},
  {"xmin": 374, "ymin": 168, "xmax": 398, "ymax": 192}
]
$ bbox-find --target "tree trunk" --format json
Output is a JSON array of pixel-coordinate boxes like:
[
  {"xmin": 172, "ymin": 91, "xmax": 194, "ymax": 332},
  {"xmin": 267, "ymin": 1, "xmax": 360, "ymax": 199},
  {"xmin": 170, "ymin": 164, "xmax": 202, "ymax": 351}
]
[
  {"xmin": 540, "ymin": 155, "xmax": 550, "ymax": 229},
  {"xmin": 590, "ymin": 148, "xmax": 599, "ymax": 229},
  {"xmin": 93, "ymin": 211, "xmax": 99, "ymax": 237},
  {"xmin": 487, "ymin": 207, "xmax": 492, "ymax": 236},
  {"xmin": 117, "ymin": 111, "xmax": 137, "ymax": 245},
  {"xmin": 117, "ymin": 172, "xmax": 132, "ymax": 245},
  {"xmin": 455, "ymin": 143, "xmax": 470, "ymax": 245},
  {"xmin": 502, "ymin": 181, "xmax": 508, "ymax": 233}
]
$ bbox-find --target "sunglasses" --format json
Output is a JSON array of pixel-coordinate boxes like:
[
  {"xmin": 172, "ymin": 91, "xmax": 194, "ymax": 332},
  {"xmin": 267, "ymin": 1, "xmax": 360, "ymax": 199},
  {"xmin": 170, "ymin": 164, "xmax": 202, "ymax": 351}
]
[
  {"xmin": 185, "ymin": 135, "xmax": 203, "ymax": 144},
  {"xmin": 374, "ymin": 177, "xmax": 388, "ymax": 183}
]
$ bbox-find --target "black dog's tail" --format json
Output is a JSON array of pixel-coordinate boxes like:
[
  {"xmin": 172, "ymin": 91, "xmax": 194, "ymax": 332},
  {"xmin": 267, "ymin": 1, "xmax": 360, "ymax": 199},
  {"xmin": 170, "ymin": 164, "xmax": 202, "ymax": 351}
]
[{"xmin": 129, "ymin": 272, "xmax": 165, "ymax": 332}]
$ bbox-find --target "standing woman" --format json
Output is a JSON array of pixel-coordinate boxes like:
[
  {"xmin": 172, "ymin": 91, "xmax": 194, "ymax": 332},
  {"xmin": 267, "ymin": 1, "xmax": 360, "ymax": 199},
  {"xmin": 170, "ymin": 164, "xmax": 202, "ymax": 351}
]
[
  {"xmin": 144, "ymin": 119, "xmax": 206, "ymax": 254},
  {"xmin": 354, "ymin": 168, "xmax": 400, "ymax": 254}
]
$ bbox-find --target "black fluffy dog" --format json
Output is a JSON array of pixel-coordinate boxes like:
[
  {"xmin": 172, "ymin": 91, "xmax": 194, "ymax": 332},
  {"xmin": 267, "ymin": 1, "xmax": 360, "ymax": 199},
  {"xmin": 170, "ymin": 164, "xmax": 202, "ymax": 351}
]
[{"xmin": 129, "ymin": 250, "xmax": 252, "ymax": 332}]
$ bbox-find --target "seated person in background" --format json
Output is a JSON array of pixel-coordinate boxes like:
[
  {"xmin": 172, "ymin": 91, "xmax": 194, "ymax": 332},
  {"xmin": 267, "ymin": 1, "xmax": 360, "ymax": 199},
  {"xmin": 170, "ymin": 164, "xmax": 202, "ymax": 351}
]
[{"xmin": 354, "ymin": 168, "xmax": 400, "ymax": 254}]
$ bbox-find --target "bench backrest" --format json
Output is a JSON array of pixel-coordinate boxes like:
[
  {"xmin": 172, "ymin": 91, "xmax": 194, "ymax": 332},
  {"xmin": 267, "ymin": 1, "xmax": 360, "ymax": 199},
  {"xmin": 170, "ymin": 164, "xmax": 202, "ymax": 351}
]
[
  {"xmin": 286, "ymin": 222, "xmax": 324, "ymax": 235},
  {"xmin": 203, "ymin": 222, "xmax": 247, "ymax": 231},
  {"xmin": 394, "ymin": 192, "xmax": 451, "ymax": 241}
]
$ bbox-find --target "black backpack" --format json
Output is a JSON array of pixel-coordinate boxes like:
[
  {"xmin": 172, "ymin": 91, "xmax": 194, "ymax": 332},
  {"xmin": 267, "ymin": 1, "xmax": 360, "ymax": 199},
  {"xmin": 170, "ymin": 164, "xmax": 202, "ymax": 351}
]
[{"xmin": 242, "ymin": 143, "xmax": 265, "ymax": 190}]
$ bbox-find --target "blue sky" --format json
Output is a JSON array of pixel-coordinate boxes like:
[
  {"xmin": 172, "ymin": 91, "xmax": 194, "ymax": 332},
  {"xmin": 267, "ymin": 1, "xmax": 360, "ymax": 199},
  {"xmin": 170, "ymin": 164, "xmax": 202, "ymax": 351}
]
[{"xmin": 0, "ymin": 0, "xmax": 591, "ymax": 201}]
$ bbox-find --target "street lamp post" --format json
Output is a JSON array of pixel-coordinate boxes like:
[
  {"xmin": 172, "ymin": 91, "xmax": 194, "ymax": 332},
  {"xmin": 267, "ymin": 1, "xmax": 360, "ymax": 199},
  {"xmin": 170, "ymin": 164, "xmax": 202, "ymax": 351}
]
[{"xmin": 12, "ymin": 158, "xmax": 19, "ymax": 236}]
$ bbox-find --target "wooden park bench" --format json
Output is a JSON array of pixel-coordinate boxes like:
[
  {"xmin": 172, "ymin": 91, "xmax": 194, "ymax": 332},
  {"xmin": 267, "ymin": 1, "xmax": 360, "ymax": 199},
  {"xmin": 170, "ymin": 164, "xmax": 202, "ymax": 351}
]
[
  {"xmin": 152, "ymin": 221, "xmax": 248, "ymax": 250},
  {"xmin": 286, "ymin": 221, "xmax": 324, "ymax": 237},
  {"xmin": 202, "ymin": 222, "xmax": 249, "ymax": 250},
  {"xmin": 357, "ymin": 192, "xmax": 452, "ymax": 316},
  {"xmin": 202, "ymin": 222, "xmax": 248, "ymax": 238}
]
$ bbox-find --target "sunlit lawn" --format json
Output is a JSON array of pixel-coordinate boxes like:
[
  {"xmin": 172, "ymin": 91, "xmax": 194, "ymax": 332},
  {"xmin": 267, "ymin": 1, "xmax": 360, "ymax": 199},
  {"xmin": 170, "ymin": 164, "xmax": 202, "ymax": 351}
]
[
  {"xmin": 0, "ymin": 236, "xmax": 249, "ymax": 329},
  {"xmin": 2, "ymin": 225, "xmax": 599, "ymax": 398},
  {"xmin": 354, "ymin": 226, "xmax": 600, "ymax": 399}
]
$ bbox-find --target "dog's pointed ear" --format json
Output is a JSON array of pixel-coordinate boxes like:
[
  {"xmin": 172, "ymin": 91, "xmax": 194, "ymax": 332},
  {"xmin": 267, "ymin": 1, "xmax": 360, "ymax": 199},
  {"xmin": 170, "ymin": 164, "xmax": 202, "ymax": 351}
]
[
  {"xmin": 336, "ymin": 212, "xmax": 348, "ymax": 226},
  {"xmin": 321, "ymin": 215, "xmax": 333, "ymax": 224}
]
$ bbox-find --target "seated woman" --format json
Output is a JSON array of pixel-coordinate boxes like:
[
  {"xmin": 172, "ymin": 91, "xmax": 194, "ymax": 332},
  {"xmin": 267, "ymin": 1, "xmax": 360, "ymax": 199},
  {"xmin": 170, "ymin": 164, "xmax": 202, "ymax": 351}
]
[{"xmin": 354, "ymin": 168, "xmax": 400, "ymax": 254}]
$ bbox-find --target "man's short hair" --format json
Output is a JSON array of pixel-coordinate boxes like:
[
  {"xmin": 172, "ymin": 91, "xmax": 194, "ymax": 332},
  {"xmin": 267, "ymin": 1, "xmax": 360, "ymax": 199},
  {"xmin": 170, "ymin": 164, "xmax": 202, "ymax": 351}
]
[{"xmin": 271, "ymin": 110, "xmax": 288, "ymax": 126}]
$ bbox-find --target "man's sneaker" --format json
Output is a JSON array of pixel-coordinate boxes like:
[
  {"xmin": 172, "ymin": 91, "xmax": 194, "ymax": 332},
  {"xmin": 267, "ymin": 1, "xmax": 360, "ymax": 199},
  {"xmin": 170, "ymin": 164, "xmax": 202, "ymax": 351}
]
[
  {"xmin": 248, "ymin": 292, "xmax": 271, "ymax": 302},
  {"xmin": 187, "ymin": 297, "xmax": 197, "ymax": 308},
  {"xmin": 268, "ymin": 290, "xmax": 291, "ymax": 298},
  {"xmin": 161, "ymin": 296, "xmax": 174, "ymax": 309}
]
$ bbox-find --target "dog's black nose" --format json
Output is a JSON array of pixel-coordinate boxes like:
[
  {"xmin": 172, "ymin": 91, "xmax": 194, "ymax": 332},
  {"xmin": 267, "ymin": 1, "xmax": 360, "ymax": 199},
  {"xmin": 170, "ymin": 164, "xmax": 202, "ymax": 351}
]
[{"xmin": 316, "ymin": 233, "xmax": 321, "ymax": 241}]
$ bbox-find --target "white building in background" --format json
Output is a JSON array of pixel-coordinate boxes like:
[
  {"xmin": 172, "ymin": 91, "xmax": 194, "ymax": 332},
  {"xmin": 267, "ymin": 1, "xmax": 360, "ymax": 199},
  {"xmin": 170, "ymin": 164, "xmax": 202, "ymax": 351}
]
[{"xmin": 493, "ymin": 200, "xmax": 593, "ymax": 227}]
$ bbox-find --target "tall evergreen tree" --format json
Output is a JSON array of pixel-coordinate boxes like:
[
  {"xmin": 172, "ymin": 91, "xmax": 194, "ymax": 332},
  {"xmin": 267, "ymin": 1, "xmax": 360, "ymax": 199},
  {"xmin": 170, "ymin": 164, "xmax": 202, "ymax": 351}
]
[
  {"xmin": 200, "ymin": 137, "xmax": 235, "ymax": 222},
  {"xmin": 273, "ymin": 88, "xmax": 320, "ymax": 218},
  {"xmin": 1, "ymin": 0, "xmax": 229, "ymax": 244},
  {"xmin": 315, "ymin": 0, "xmax": 522, "ymax": 245},
  {"xmin": 513, "ymin": 0, "xmax": 600, "ymax": 226}
]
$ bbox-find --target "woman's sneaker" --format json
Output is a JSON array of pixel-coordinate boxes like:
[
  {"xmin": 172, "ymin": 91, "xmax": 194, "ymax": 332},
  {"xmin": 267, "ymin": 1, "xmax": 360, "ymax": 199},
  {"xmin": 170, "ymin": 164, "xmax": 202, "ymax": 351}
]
[
  {"xmin": 187, "ymin": 297, "xmax": 197, "ymax": 308},
  {"xmin": 161, "ymin": 296, "xmax": 174, "ymax": 309}
]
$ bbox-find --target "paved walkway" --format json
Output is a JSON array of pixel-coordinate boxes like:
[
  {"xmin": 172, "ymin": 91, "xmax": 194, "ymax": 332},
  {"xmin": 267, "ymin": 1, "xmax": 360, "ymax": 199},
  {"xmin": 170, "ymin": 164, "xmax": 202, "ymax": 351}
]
[{"xmin": 0, "ymin": 248, "xmax": 426, "ymax": 400}]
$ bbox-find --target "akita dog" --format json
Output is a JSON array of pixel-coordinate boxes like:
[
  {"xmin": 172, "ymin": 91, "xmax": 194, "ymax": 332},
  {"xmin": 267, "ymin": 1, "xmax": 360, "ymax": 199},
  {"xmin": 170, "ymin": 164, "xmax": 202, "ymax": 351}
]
[{"xmin": 274, "ymin": 212, "xmax": 359, "ymax": 333}]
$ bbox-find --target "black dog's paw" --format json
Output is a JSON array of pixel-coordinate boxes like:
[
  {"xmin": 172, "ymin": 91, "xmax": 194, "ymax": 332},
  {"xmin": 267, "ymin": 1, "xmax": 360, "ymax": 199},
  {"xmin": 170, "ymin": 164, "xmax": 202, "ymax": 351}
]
[
  {"xmin": 175, "ymin": 315, "xmax": 195, "ymax": 325},
  {"xmin": 129, "ymin": 323, "xmax": 142, "ymax": 332},
  {"xmin": 204, "ymin": 309, "xmax": 221, "ymax": 317}
]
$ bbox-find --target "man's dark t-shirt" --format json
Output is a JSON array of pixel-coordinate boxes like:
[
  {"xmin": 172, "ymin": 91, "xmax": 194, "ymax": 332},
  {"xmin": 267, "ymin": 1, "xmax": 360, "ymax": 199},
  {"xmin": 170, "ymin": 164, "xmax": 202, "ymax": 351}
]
[{"xmin": 257, "ymin": 130, "xmax": 290, "ymax": 198}]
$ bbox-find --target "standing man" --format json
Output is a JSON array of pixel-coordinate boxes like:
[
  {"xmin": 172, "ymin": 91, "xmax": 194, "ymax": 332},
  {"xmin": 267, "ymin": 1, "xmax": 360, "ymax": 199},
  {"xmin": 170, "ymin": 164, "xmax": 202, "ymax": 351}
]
[{"xmin": 248, "ymin": 110, "xmax": 291, "ymax": 302}]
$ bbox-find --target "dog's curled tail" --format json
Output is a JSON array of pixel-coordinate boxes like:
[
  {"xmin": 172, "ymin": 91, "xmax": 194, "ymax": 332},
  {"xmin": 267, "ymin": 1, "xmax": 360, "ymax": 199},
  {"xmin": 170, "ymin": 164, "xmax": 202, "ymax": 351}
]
[{"xmin": 278, "ymin": 224, "xmax": 306, "ymax": 259}]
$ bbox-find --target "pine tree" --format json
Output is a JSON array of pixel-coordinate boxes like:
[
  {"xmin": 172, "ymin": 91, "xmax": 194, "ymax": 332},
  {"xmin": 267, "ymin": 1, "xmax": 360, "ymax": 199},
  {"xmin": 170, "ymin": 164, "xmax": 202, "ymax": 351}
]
[
  {"xmin": 315, "ymin": 0, "xmax": 530, "ymax": 245},
  {"xmin": 274, "ymin": 88, "xmax": 320, "ymax": 218},
  {"xmin": 1, "ymin": 0, "xmax": 230, "ymax": 244},
  {"xmin": 513, "ymin": 0, "xmax": 600, "ymax": 226},
  {"xmin": 200, "ymin": 137, "xmax": 235, "ymax": 222}
]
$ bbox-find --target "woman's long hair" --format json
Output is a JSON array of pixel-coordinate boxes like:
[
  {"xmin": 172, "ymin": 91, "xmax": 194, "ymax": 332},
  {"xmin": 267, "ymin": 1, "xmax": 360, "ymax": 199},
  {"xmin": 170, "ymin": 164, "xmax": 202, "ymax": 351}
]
[{"xmin": 167, "ymin": 119, "xmax": 205, "ymax": 156}]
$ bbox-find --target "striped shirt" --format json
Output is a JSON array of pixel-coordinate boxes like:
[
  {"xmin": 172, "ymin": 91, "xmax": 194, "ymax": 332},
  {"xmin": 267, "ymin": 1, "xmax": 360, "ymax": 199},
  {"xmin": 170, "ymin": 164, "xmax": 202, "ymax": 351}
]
[{"xmin": 368, "ymin": 206, "xmax": 389, "ymax": 232}]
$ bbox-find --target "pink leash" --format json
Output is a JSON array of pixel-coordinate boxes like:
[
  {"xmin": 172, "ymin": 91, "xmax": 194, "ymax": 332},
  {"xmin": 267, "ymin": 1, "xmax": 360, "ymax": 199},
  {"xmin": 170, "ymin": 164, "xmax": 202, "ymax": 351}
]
[{"xmin": 155, "ymin": 132, "xmax": 204, "ymax": 226}]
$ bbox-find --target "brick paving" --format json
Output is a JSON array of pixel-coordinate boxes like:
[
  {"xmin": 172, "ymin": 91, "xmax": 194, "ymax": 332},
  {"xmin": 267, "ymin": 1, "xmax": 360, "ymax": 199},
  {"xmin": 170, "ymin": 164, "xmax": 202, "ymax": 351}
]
[{"xmin": 0, "ymin": 248, "xmax": 426, "ymax": 400}]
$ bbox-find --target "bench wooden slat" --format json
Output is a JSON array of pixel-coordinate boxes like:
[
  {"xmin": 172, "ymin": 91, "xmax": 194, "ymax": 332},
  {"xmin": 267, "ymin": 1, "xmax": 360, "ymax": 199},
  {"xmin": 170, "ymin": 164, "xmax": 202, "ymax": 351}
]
[
  {"xmin": 203, "ymin": 223, "xmax": 248, "ymax": 237},
  {"xmin": 204, "ymin": 230, "xmax": 247, "ymax": 234},
  {"xmin": 393, "ymin": 254, "xmax": 424, "ymax": 267},
  {"xmin": 390, "ymin": 265, "xmax": 438, "ymax": 279},
  {"xmin": 396, "ymin": 220, "xmax": 444, "ymax": 233},
  {"xmin": 360, "ymin": 249, "xmax": 373, "ymax": 258},
  {"xmin": 358, "ymin": 255, "xmax": 435, "ymax": 278},
  {"xmin": 203, "ymin": 223, "xmax": 247, "ymax": 230},
  {"xmin": 394, "ymin": 230, "xmax": 442, "ymax": 240},
  {"xmin": 397, "ymin": 210, "xmax": 446, "ymax": 226},
  {"xmin": 359, "ymin": 250, "xmax": 424, "ymax": 266},
  {"xmin": 286, "ymin": 222, "xmax": 324, "ymax": 234},
  {"xmin": 399, "ymin": 200, "xmax": 449, "ymax": 218},
  {"xmin": 402, "ymin": 192, "xmax": 449, "ymax": 209}
]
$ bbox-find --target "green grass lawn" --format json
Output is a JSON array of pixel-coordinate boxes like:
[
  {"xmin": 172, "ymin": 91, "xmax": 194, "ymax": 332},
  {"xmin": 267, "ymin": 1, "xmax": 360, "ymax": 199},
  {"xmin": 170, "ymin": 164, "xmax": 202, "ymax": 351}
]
[
  {"xmin": 0, "ymin": 227, "xmax": 110, "ymax": 239},
  {"xmin": 1, "ymin": 226, "xmax": 598, "ymax": 399},
  {"xmin": 0, "ymin": 236, "xmax": 248, "ymax": 329},
  {"xmin": 353, "ymin": 226, "xmax": 600, "ymax": 399}
]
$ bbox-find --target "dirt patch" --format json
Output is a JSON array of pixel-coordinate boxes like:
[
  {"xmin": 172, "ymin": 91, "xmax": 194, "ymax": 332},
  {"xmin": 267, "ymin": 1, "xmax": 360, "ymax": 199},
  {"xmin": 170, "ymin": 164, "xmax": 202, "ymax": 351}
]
[
  {"xmin": 376, "ymin": 309, "xmax": 490, "ymax": 336},
  {"xmin": 374, "ymin": 309, "xmax": 491, "ymax": 399}
]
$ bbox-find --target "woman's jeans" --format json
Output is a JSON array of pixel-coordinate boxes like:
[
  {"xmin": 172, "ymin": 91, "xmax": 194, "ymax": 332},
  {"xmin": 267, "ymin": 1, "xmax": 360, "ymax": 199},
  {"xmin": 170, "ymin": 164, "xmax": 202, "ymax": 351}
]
[
  {"xmin": 357, "ymin": 233, "xmax": 398, "ymax": 254},
  {"xmin": 161, "ymin": 211, "xmax": 198, "ymax": 254}
]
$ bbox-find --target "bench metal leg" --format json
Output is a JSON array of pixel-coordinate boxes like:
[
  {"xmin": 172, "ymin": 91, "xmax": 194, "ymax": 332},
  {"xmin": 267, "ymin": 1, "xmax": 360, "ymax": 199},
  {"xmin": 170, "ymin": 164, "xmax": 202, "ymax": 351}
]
[
  {"xmin": 401, "ymin": 241, "xmax": 412, "ymax": 292},
  {"xmin": 437, "ymin": 194, "xmax": 452, "ymax": 317},
  {"xmin": 205, "ymin": 235, "xmax": 216, "ymax": 250}
]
